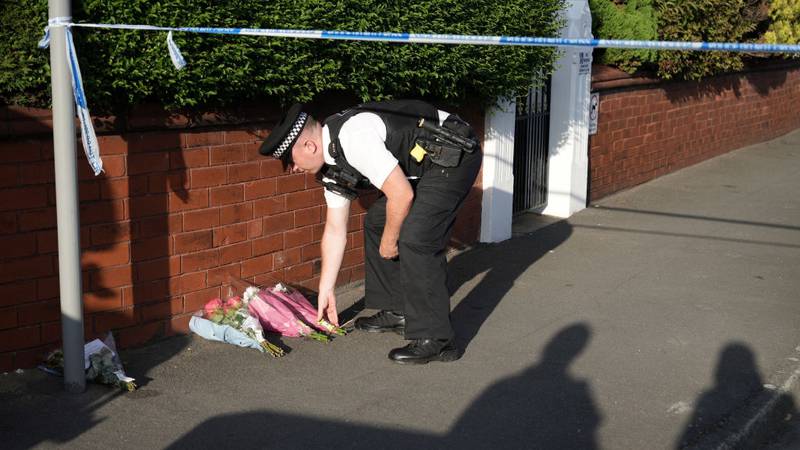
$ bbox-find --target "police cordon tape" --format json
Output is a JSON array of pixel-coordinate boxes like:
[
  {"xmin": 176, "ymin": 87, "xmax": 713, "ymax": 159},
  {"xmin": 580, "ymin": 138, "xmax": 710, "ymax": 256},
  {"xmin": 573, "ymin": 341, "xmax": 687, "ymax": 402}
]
[{"xmin": 39, "ymin": 19, "xmax": 800, "ymax": 176}]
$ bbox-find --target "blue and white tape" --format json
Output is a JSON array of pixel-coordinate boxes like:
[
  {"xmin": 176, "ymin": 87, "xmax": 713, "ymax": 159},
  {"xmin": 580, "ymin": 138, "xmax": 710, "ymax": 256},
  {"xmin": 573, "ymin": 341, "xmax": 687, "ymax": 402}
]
[
  {"xmin": 68, "ymin": 23, "xmax": 800, "ymax": 53},
  {"xmin": 41, "ymin": 21, "xmax": 800, "ymax": 176},
  {"xmin": 167, "ymin": 31, "xmax": 187, "ymax": 70},
  {"xmin": 65, "ymin": 27, "xmax": 103, "ymax": 175},
  {"xmin": 39, "ymin": 17, "xmax": 103, "ymax": 175}
]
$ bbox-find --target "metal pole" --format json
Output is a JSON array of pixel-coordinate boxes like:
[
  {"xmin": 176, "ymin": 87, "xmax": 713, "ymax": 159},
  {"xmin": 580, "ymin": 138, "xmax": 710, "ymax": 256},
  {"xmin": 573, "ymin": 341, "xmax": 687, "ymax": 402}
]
[{"xmin": 48, "ymin": 0, "xmax": 86, "ymax": 393}]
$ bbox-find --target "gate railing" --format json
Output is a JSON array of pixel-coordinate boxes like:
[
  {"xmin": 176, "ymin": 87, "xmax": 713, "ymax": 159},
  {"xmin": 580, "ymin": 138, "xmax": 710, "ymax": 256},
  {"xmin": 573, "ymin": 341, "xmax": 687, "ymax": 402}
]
[{"xmin": 513, "ymin": 79, "xmax": 551, "ymax": 213}]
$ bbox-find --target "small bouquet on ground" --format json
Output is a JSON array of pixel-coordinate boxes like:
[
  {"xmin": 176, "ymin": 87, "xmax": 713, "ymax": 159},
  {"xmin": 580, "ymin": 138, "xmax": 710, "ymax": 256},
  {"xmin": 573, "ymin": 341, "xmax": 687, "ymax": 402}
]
[
  {"xmin": 40, "ymin": 332, "xmax": 136, "ymax": 391},
  {"xmin": 202, "ymin": 296, "xmax": 284, "ymax": 357},
  {"xmin": 86, "ymin": 345, "xmax": 137, "ymax": 392},
  {"xmin": 229, "ymin": 276, "xmax": 346, "ymax": 342},
  {"xmin": 270, "ymin": 283, "xmax": 347, "ymax": 337},
  {"xmin": 189, "ymin": 315, "xmax": 271, "ymax": 355}
]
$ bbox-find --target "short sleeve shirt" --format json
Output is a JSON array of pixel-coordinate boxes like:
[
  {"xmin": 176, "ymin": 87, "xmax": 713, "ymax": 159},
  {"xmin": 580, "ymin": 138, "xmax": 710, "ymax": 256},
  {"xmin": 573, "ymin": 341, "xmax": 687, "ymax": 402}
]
[{"xmin": 322, "ymin": 109, "xmax": 452, "ymax": 209}]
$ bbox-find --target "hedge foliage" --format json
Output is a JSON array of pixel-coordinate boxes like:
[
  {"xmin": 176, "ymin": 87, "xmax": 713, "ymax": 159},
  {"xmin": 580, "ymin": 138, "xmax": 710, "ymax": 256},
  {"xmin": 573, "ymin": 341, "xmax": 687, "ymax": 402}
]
[
  {"xmin": 0, "ymin": 1, "xmax": 51, "ymax": 107},
  {"xmin": 588, "ymin": 0, "xmax": 658, "ymax": 73},
  {"xmin": 764, "ymin": 0, "xmax": 800, "ymax": 48},
  {"xmin": 590, "ymin": 0, "xmax": 779, "ymax": 79},
  {"xmin": 0, "ymin": 0, "xmax": 565, "ymax": 113},
  {"xmin": 656, "ymin": 0, "xmax": 761, "ymax": 80}
]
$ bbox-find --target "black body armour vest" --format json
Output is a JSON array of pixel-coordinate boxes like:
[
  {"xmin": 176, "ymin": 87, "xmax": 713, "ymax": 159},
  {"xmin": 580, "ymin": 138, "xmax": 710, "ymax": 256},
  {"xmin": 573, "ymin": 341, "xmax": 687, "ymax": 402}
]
[{"xmin": 321, "ymin": 100, "xmax": 441, "ymax": 199}]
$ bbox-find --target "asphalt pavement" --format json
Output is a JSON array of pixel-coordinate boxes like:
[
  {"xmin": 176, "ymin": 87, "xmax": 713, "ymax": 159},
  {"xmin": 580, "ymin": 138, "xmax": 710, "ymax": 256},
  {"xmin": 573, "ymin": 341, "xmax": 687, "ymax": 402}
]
[{"xmin": 2, "ymin": 129, "xmax": 799, "ymax": 449}]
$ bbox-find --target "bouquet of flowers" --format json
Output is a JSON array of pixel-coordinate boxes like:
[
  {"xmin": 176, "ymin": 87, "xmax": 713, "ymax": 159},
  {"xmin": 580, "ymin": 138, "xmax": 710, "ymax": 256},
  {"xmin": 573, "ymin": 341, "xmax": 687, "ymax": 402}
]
[
  {"xmin": 270, "ymin": 283, "xmax": 347, "ymax": 337},
  {"xmin": 229, "ymin": 276, "xmax": 347, "ymax": 342},
  {"xmin": 40, "ymin": 332, "xmax": 137, "ymax": 391},
  {"xmin": 86, "ymin": 346, "xmax": 137, "ymax": 391},
  {"xmin": 203, "ymin": 296, "xmax": 284, "ymax": 357}
]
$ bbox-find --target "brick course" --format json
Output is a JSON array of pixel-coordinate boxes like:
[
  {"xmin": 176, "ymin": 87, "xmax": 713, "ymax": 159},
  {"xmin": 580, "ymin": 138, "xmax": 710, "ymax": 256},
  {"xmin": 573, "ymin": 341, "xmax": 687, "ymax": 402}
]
[
  {"xmin": 0, "ymin": 101, "xmax": 483, "ymax": 371},
  {"xmin": 589, "ymin": 63, "xmax": 800, "ymax": 201}
]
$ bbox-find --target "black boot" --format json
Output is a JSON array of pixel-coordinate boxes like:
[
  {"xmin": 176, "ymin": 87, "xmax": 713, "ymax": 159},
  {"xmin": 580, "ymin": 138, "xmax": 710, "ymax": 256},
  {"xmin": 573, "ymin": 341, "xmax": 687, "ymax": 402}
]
[
  {"xmin": 354, "ymin": 310, "xmax": 405, "ymax": 334},
  {"xmin": 388, "ymin": 338, "xmax": 461, "ymax": 364}
]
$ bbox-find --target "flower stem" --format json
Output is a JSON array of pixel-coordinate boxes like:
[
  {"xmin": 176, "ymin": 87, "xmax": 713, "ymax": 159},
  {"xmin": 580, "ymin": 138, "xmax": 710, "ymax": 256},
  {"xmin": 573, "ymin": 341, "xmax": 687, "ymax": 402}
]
[
  {"xmin": 119, "ymin": 381, "xmax": 137, "ymax": 391},
  {"xmin": 306, "ymin": 331, "xmax": 331, "ymax": 343},
  {"xmin": 261, "ymin": 341, "xmax": 285, "ymax": 357},
  {"xmin": 318, "ymin": 319, "xmax": 347, "ymax": 336}
]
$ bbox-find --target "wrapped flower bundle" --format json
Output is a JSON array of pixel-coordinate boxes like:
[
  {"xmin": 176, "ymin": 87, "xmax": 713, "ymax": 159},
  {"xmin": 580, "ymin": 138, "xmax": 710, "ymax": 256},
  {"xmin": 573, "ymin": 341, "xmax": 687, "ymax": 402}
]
[
  {"xmin": 203, "ymin": 295, "xmax": 284, "ymax": 357},
  {"xmin": 230, "ymin": 277, "xmax": 347, "ymax": 342},
  {"xmin": 271, "ymin": 283, "xmax": 347, "ymax": 337},
  {"xmin": 190, "ymin": 315, "xmax": 270, "ymax": 354},
  {"xmin": 39, "ymin": 332, "xmax": 136, "ymax": 391},
  {"xmin": 86, "ymin": 346, "xmax": 137, "ymax": 391}
]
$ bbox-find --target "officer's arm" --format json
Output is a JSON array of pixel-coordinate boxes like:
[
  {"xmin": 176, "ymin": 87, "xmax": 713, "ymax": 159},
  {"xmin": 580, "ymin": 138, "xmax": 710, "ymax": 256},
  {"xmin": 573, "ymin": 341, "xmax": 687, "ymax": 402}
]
[
  {"xmin": 379, "ymin": 165, "xmax": 414, "ymax": 257},
  {"xmin": 319, "ymin": 205, "xmax": 349, "ymax": 294},
  {"xmin": 317, "ymin": 204, "xmax": 350, "ymax": 325}
]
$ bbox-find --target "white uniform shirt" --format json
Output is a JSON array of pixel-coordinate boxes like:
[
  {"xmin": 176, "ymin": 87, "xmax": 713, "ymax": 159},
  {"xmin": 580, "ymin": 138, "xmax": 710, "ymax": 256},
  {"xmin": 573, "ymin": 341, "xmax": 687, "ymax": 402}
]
[{"xmin": 322, "ymin": 110, "xmax": 451, "ymax": 209}]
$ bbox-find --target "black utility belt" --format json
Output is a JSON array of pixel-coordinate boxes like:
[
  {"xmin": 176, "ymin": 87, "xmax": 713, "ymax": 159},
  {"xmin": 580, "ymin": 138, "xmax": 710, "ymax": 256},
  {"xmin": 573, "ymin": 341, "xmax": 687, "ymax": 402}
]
[{"xmin": 411, "ymin": 117, "xmax": 478, "ymax": 168}]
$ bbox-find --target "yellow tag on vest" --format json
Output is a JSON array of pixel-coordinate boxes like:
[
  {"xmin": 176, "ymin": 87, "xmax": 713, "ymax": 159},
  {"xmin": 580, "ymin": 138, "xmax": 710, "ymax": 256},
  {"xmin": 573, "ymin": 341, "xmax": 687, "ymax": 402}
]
[{"xmin": 410, "ymin": 143, "xmax": 427, "ymax": 162}]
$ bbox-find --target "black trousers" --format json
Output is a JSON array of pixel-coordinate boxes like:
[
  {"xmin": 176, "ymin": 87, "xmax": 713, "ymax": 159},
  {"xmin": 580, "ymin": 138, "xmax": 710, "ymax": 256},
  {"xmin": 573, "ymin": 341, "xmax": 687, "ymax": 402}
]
[{"xmin": 363, "ymin": 148, "xmax": 481, "ymax": 340}]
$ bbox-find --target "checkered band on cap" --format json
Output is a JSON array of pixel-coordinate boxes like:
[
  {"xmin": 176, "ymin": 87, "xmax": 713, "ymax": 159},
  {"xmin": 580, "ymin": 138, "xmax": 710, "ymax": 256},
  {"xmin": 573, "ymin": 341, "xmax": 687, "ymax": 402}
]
[{"xmin": 273, "ymin": 112, "xmax": 308, "ymax": 160}]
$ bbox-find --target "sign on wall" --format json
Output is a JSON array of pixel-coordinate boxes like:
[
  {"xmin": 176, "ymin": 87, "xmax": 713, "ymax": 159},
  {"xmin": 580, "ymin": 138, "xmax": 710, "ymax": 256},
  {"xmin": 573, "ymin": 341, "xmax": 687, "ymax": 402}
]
[
  {"xmin": 579, "ymin": 52, "xmax": 592, "ymax": 75},
  {"xmin": 589, "ymin": 92, "xmax": 599, "ymax": 135}
]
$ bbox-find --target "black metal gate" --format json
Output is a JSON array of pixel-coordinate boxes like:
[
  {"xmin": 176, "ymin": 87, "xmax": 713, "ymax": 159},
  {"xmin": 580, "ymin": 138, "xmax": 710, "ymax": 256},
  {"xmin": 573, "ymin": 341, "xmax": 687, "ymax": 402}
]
[{"xmin": 513, "ymin": 80, "xmax": 551, "ymax": 213}]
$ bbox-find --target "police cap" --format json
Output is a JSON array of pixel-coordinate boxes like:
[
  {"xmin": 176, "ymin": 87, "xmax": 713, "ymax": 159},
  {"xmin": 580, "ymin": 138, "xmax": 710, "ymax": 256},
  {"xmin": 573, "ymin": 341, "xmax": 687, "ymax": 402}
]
[{"xmin": 258, "ymin": 103, "xmax": 308, "ymax": 167}]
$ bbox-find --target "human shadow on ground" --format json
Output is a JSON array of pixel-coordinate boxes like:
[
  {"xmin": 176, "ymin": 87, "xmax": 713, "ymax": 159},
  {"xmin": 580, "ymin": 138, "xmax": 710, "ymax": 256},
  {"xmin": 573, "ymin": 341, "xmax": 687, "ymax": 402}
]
[
  {"xmin": 160, "ymin": 322, "xmax": 600, "ymax": 450},
  {"xmin": 447, "ymin": 220, "xmax": 572, "ymax": 352},
  {"xmin": 676, "ymin": 342, "xmax": 799, "ymax": 449},
  {"xmin": 448, "ymin": 323, "xmax": 602, "ymax": 449},
  {"xmin": 1, "ymin": 323, "xmax": 600, "ymax": 449}
]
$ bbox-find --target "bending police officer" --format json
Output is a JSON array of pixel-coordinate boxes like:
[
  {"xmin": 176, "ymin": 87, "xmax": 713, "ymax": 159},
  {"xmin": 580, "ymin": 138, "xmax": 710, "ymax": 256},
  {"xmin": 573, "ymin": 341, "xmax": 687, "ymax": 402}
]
[{"xmin": 259, "ymin": 100, "xmax": 481, "ymax": 364}]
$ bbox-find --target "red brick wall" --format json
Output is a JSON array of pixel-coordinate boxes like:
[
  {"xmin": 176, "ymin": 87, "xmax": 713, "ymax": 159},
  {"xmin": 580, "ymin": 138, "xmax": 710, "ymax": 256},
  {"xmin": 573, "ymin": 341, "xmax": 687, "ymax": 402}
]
[
  {"xmin": 0, "ymin": 104, "xmax": 484, "ymax": 371},
  {"xmin": 589, "ymin": 63, "xmax": 800, "ymax": 201}
]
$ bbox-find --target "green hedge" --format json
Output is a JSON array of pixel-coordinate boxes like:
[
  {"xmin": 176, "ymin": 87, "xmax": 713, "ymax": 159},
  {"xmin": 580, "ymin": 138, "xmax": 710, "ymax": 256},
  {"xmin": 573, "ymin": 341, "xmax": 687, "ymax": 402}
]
[
  {"xmin": 764, "ymin": 0, "xmax": 800, "ymax": 50},
  {"xmin": 656, "ymin": 0, "xmax": 761, "ymax": 80},
  {"xmin": 0, "ymin": 0, "xmax": 565, "ymax": 113},
  {"xmin": 589, "ymin": 0, "xmax": 658, "ymax": 73},
  {"xmin": 590, "ymin": 0, "xmax": 773, "ymax": 80}
]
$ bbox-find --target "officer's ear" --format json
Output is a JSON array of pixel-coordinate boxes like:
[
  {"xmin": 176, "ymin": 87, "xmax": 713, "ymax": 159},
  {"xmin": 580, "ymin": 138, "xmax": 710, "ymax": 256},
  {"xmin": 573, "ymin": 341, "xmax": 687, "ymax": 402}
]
[{"xmin": 299, "ymin": 138, "xmax": 314, "ymax": 156}]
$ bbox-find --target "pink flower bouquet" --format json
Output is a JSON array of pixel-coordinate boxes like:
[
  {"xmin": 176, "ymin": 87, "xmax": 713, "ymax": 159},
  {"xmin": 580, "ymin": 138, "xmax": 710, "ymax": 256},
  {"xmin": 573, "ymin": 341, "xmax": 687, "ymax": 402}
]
[
  {"xmin": 270, "ymin": 284, "xmax": 346, "ymax": 336},
  {"xmin": 228, "ymin": 276, "xmax": 347, "ymax": 342},
  {"xmin": 203, "ymin": 296, "xmax": 284, "ymax": 357}
]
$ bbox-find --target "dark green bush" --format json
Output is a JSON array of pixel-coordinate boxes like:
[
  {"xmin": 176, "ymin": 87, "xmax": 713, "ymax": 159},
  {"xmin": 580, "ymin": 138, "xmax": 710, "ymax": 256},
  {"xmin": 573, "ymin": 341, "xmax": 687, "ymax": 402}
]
[
  {"xmin": 764, "ymin": 0, "xmax": 800, "ymax": 57},
  {"xmin": 0, "ymin": 1, "xmax": 50, "ymax": 106},
  {"xmin": 589, "ymin": 0, "xmax": 659, "ymax": 74},
  {"xmin": 0, "ymin": 0, "xmax": 565, "ymax": 113},
  {"xmin": 589, "ymin": 1, "xmax": 777, "ymax": 79},
  {"xmin": 656, "ymin": 0, "xmax": 762, "ymax": 80}
]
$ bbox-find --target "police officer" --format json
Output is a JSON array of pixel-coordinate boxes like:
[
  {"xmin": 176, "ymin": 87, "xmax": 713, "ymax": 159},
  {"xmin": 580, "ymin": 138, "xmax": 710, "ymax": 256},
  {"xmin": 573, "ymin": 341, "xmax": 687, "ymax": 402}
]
[{"xmin": 259, "ymin": 100, "xmax": 481, "ymax": 364}]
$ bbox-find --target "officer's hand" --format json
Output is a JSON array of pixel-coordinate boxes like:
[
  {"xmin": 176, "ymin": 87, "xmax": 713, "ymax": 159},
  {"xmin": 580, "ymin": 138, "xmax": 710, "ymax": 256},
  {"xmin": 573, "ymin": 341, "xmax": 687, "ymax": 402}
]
[
  {"xmin": 379, "ymin": 240, "xmax": 399, "ymax": 259},
  {"xmin": 317, "ymin": 289, "xmax": 339, "ymax": 326}
]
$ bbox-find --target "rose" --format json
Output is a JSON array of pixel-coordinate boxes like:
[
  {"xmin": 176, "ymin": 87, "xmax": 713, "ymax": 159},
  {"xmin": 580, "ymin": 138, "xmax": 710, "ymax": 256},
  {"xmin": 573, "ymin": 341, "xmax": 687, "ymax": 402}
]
[
  {"xmin": 224, "ymin": 296, "xmax": 243, "ymax": 312},
  {"xmin": 204, "ymin": 298, "xmax": 224, "ymax": 322}
]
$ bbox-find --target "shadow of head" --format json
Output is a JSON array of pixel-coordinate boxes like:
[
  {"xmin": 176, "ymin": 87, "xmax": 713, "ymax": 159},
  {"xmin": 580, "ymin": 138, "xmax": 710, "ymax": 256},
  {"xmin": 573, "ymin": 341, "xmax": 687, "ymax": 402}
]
[{"xmin": 540, "ymin": 323, "xmax": 592, "ymax": 371}]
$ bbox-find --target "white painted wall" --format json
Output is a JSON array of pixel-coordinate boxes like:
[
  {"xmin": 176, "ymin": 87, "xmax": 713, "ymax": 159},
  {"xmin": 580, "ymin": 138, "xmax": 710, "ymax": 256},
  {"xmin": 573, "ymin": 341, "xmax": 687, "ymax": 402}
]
[
  {"xmin": 540, "ymin": 0, "xmax": 593, "ymax": 218},
  {"xmin": 479, "ymin": 99, "xmax": 516, "ymax": 243}
]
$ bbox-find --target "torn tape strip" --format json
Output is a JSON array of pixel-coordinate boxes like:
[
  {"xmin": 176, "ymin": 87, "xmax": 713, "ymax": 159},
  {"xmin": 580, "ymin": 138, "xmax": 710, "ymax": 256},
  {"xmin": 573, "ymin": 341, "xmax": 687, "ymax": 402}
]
[{"xmin": 65, "ymin": 27, "xmax": 103, "ymax": 175}]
